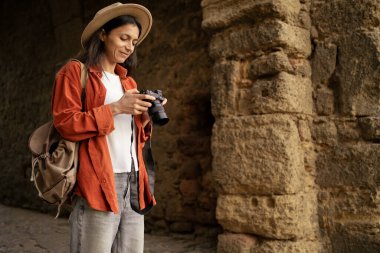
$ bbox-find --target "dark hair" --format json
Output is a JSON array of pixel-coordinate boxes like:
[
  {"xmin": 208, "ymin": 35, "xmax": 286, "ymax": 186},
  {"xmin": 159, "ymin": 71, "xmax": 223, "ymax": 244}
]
[{"xmin": 76, "ymin": 15, "xmax": 142, "ymax": 74}]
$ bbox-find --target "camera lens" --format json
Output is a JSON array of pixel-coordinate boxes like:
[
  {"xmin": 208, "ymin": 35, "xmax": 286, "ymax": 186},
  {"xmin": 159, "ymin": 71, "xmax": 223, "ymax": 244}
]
[{"xmin": 149, "ymin": 100, "xmax": 169, "ymax": 126}]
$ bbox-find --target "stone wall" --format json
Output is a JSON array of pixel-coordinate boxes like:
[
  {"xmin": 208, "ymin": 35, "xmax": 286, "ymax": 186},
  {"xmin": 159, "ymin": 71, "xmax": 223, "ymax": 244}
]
[
  {"xmin": 1, "ymin": 0, "xmax": 379, "ymax": 250},
  {"xmin": 0, "ymin": 0, "xmax": 216, "ymax": 236},
  {"xmin": 202, "ymin": 0, "xmax": 380, "ymax": 252},
  {"xmin": 311, "ymin": 0, "xmax": 380, "ymax": 252}
]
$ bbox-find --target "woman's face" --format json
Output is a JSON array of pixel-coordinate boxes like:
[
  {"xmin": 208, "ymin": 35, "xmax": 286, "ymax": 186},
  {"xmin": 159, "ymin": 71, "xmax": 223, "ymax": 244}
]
[{"xmin": 100, "ymin": 23, "xmax": 140, "ymax": 64}]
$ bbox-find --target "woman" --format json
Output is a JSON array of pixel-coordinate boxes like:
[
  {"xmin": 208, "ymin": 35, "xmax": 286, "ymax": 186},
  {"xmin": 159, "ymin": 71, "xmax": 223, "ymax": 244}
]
[{"xmin": 51, "ymin": 3, "xmax": 162, "ymax": 253}]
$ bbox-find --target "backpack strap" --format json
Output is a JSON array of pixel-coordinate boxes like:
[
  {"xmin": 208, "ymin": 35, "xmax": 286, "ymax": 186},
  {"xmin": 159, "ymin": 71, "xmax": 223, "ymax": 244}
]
[{"xmin": 70, "ymin": 59, "xmax": 88, "ymax": 111}]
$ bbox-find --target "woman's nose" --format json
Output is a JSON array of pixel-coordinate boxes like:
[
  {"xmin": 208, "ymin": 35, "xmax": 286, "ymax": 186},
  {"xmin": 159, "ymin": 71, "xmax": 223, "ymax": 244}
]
[{"xmin": 125, "ymin": 41, "xmax": 134, "ymax": 52}]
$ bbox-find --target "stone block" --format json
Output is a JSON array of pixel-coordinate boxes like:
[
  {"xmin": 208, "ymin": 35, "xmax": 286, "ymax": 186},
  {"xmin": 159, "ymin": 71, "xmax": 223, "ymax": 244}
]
[
  {"xmin": 217, "ymin": 233, "xmax": 258, "ymax": 253},
  {"xmin": 212, "ymin": 63, "xmax": 313, "ymax": 116},
  {"xmin": 334, "ymin": 118, "xmax": 361, "ymax": 142},
  {"xmin": 311, "ymin": 119, "xmax": 338, "ymax": 146},
  {"xmin": 322, "ymin": 188, "xmax": 380, "ymax": 218},
  {"xmin": 212, "ymin": 114, "xmax": 304, "ymax": 195},
  {"xmin": 358, "ymin": 116, "xmax": 380, "ymax": 141},
  {"xmin": 216, "ymin": 194, "xmax": 318, "ymax": 239},
  {"xmin": 202, "ymin": 0, "xmax": 301, "ymax": 30},
  {"xmin": 298, "ymin": 118, "xmax": 312, "ymax": 142},
  {"xmin": 311, "ymin": 0, "xmax": 380, "ymax": 36},
  {"xmin": 334, "ymin": 31, "xmax": 380, "ymax": 116},
  {"xmin": 311, "ymin": 42, "xmax": 337, "ymax": 85},
  {"xmin": 315, "ymin": 87, "xmax": 335, "ymax": 115},
  {"xmin": 217, "ymin": 233, "xmax": 321, "ymax": 253},
  {"xmin": 316, "ymin": 143, "xmax": 380, "ymax": 188},
  {"xmin": 248, "ymin": 72, "xmax": 313, "ymax": 115},
  {"xmin": 209, "ymin": 20, "xmax": 311, "ymax": 59},
  {"xmin": 249, "ymin": 51, "xmax": 293, "ymax": 79},
  {"xmin": 253, "ymin": 240, "xmax": 322, "ymax": 253},
  {"xmin": 331, "ymin": 221, "xmax": 380, "ymax": 253},
  {"xmin": 211, "ymin": 60, "xmax": 240, "ymax": 117}
]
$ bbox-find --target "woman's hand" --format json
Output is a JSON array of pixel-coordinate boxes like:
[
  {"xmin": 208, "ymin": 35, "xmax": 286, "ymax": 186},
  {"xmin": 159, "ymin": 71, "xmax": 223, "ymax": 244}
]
[{"xmin": 109, "ymin": 89, "xmax": 155, "ymax": 115}]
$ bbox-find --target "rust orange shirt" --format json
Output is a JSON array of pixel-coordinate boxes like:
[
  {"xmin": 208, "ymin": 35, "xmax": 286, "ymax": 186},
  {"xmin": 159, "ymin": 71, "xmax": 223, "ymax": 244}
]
[{"xmin": 51, "ymin": 60, "xmax": 156, "ymax": 213}]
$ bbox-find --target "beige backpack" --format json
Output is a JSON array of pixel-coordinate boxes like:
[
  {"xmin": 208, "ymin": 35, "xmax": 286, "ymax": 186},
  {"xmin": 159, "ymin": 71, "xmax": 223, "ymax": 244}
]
[{"xmin": 28, "ymin": 60, "xmax": 87, "ymax": 218}]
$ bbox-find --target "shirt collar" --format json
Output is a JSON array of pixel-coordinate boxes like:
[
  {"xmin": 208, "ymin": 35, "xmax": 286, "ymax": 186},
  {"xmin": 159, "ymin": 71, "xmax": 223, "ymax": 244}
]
[{"xmin": 88, "ymin": 64, "xmax": 128, "ymax": 79}]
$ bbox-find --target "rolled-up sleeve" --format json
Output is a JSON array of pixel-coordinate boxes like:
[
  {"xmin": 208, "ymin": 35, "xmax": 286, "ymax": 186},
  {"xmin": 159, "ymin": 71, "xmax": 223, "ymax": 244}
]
[{"xmin": 52, "ymin": 71, "xmax": 114, "ymax": 142}]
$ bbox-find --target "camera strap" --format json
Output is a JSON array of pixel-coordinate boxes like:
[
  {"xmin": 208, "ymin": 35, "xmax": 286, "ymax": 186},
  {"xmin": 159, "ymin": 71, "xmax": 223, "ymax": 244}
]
[{"xmin": 130, "ymin": 115, "xmax": 137, "ymax": 183}]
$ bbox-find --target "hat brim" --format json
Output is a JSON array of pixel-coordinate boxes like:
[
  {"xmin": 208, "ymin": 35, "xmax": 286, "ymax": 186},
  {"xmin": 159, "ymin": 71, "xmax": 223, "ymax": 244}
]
[{"xmin": 81, "ymin": 4, "xmax": 152, "ymax": 47}]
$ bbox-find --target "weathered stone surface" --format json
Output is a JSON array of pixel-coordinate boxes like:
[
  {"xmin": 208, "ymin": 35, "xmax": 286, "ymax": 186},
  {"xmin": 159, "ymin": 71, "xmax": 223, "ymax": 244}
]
[
  {"xmin": 249, "ymin": 51, "xmax": 293, "ymax": 79},
  {"xmin": 331, "ymin": 221, "xmax": 380, "ymax": 253},
  {"xmin": 217, "ymin": 233, "xmax": 257, "ymax": 253},
  {"xmin": 253, "ymin": 240, "xmax": 322, "ymax": 253},
  {"xmin": 212, "ymin": 114, "xmax": 304, "ymax": 195},
  {"xmin": 202, "ymin": 0, "xmax": 301, "ymax": 30},
  {"xmin": 212, "ymin": 64, "xmax": 313, "ymax": 116},
  {"xmin": 311, "ymin": 0, "xmax": 380, "ymax": 36},
  {"xmin": 319, "ymin": 188, "xmax": 380, "ymax": 218},
  {"xmin": 216, "ymin": 194, "xmax": 318, "ymax": 239},
  {"xmin": 248, "ymin": 72, "xmax": 313, "ymax": 115},
  {"xmin": 210, "ymin": 60, "xmax": 240, "ymax": 117},
  {"xmin": 315, "ymin": 87, "xmax": 334, "ymax": 115},
  {"xmin": 316, "ymin": 143, "xmax": 380, "ymax": 188},
  {"xmin": 334, "ymin": 31, "xmax": 380, "ymax": 116},
  {"xmin": 209, "ymin": 20, "xmax": 311, "ymax": 59},
  {"xmin": 218, "ymin": 232, "xmax": 321, "ymax": 253},
  {"xmin": 334, "ymin": 118, "xmax": 361, "ymax": 142},
  {"xmin": 359, "ymin": 116, "xmax": 380, "ymax": 141},
  {"xmin": 311, "ymin": 42, "xmax": 337, "ymax": 86},
  {"xmin": 312, "ymin": 119, "xmax": 338, "ymax": 146},
  {"xmin": 297, "ymin": 118, "xmax": 312, "ymax": 142}
]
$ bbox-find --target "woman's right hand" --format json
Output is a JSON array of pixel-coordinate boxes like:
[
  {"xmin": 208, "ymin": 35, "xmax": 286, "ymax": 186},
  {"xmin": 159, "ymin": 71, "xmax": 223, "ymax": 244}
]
[{"xmin": 109, "ymin": 89, "xmax": 155, "ymax": 115}]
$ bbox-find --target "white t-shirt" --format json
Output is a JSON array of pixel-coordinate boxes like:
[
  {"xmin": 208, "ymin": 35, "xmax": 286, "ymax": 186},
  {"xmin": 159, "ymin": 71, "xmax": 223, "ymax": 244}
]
[{"xmin": 101, "ymin": 71, "xmax": 138, "ymax": 173}]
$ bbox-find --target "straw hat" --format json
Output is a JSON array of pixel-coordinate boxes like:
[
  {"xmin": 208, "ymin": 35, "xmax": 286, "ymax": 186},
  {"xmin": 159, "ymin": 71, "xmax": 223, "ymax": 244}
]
[{"xmin": 81, "ymin": 2, "xmax": 152, "ymax": 47}]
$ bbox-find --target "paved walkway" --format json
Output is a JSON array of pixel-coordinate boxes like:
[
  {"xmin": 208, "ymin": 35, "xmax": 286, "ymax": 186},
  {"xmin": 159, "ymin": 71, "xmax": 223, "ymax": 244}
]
[{"xmin": 0, "ymin": 204, "xmax": 216, "ymax": 253}]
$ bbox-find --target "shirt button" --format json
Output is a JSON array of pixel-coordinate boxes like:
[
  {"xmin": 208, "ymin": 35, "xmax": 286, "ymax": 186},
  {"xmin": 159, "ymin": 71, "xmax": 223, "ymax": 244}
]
[{"xmin": 102, "ymin": 179, "xmax": 106, "ymax": 183}]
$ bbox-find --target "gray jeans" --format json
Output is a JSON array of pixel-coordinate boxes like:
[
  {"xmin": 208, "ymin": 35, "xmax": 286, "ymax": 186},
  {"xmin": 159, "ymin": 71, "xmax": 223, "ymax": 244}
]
[{"xmin": 69, "ymin": 173, "xmax": 144, "ymax": 253}]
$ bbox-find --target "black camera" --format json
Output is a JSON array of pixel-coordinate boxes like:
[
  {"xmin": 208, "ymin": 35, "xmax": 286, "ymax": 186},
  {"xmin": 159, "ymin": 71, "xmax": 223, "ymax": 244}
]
[{"xmin": 140, "ymin": 89, "xmax": 169, "ymax": 126}]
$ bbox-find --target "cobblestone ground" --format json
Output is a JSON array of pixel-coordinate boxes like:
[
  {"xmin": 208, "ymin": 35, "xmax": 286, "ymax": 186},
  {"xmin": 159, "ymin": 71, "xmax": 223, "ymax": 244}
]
[{"xmin": 0, "ymin": 204, "xmax": 216, "ymax": 253}]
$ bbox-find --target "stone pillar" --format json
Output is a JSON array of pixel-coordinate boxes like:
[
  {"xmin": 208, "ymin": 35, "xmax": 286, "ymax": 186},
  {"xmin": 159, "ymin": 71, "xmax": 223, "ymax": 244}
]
[{"xmin": 202, "ymin": 0, "xmax": 322, "ymax": 252}]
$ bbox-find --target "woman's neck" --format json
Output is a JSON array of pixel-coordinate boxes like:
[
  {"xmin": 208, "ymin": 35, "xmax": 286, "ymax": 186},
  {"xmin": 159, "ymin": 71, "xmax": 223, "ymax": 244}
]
[{"xmin": 99, "ymin": 56, "xmax": 117, "ymax": 74}]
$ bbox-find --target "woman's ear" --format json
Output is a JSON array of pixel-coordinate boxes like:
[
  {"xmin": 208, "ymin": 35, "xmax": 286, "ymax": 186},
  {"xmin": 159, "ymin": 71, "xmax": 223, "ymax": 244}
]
[{"xmin": 99, "ymin": 29, "xmax": 106, "ymax": 42}]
